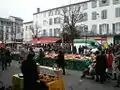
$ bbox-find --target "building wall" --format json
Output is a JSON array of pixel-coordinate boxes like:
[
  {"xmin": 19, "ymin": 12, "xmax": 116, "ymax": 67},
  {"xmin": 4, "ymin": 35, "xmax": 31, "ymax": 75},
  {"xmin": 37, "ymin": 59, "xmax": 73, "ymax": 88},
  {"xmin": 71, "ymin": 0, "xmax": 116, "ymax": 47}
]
[
  {"xmin": 0, "ymin": 16, "xmax": 23, "ymax": 44},
  {"xmin": 23, "ymin": 22, "xmax": 33, "ymax": 42},
  {"xmin": 9, "ymin": 16, "xmax": 23, "ymax": 41},
  {"xmin": 33, "ymin": 0, "xmax": 120, "ymax": 39}
]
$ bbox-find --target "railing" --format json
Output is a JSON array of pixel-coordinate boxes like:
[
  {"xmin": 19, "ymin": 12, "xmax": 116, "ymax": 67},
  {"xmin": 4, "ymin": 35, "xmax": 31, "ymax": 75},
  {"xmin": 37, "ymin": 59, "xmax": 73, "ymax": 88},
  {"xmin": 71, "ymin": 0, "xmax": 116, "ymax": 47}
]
[{"xmin": 80, "ymin": 32, "xmax": 119, "ymax": 37}]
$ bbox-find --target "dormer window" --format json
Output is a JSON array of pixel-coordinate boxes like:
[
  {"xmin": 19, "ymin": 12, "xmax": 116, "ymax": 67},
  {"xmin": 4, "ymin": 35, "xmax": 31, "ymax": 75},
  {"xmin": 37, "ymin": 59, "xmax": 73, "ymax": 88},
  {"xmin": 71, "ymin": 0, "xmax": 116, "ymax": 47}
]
[
  {"xmin": 102, "ymin": 0, "xmax": 107, "ymax": 4},
  {"xmin": 99, "ymin": 0, "xmax": 109, "ymax": 7}
]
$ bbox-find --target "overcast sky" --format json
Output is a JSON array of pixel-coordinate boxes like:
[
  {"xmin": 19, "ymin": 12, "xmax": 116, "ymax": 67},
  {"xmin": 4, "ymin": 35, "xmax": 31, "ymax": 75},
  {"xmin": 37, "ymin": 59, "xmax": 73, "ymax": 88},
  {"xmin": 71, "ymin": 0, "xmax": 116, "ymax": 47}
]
[{"xmin": 0, "ymin": 0, "xmax": 86, "ymax": 22}]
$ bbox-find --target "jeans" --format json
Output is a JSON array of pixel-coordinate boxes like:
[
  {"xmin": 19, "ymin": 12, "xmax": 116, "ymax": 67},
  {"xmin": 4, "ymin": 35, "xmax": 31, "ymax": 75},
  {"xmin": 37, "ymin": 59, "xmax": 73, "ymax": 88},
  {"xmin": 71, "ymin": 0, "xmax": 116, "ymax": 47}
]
[{"xmin": 1, "ymin": 61, "xmax": 7, "ymax": 70}]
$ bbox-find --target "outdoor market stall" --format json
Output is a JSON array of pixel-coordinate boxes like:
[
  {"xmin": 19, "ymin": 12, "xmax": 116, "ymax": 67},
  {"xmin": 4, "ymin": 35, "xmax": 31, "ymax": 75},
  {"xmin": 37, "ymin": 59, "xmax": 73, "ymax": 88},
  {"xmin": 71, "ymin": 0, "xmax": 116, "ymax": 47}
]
[{"xmin": 12, "ymin": 74, "xmax": 65, "ymax": 90}]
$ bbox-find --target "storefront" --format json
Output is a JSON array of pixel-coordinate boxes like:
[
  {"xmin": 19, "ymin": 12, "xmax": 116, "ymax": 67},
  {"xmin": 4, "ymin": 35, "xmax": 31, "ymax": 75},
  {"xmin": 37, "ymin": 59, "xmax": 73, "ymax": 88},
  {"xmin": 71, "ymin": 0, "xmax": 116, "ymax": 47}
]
[{"xmin": 114, "ymin": 35, "xmax": 120, "ymax": 44}]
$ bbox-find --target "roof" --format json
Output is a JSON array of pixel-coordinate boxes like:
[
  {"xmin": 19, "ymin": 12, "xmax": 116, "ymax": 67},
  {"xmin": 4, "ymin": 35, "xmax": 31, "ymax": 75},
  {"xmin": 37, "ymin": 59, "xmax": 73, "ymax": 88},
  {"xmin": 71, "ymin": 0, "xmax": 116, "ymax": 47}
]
[
  {"xmin": 23, "ymin": 21, "xmax": 33, "ymax": 24},
  {"xmin": 9, "ymin": 16, "xmax": 23, "ymax": 21},
  {"xmin": 33, "ymin": 0, "xmax": 90, "ymax": 15},
  {"xmin": 0, "ymin": 17, "xmax": 12, "ymax": 22}
]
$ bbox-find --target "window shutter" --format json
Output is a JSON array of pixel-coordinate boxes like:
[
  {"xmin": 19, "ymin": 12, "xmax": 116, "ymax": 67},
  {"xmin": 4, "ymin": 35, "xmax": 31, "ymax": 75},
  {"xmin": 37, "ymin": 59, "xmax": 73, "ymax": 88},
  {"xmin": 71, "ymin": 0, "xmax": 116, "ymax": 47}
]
[
  {"xmin": 99, "ymin": 25, "xmax": 102, "ymax": 34},
  {"xmin": 107, "ymin": 24, "xmax": 109, "ymax": 34},
  {"xmin": 113, "ymin": 23, "xmax": 115, "ymax": 34}
]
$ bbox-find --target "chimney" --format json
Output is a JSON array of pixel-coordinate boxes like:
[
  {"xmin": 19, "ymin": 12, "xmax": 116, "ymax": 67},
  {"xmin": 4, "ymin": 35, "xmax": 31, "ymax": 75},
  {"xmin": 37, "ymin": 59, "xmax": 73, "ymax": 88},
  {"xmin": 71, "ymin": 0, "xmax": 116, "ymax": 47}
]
[{"xmin": 37, "ymin": 8, "xmax": 40, "ymax": 13}]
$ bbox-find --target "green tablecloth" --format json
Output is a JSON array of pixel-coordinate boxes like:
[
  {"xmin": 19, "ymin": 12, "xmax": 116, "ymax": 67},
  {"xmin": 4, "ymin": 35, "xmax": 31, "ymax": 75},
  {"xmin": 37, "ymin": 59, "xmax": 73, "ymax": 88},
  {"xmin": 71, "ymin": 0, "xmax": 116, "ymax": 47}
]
[{"xmin": 36, "ymin": 58, "xmax": 92, "ymax": 71}]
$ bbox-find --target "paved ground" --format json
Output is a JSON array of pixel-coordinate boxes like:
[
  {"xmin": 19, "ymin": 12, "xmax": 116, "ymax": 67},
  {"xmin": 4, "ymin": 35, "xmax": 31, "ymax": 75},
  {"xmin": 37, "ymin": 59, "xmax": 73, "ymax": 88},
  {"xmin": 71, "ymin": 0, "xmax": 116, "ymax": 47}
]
[{"xmin": 0, "ymin": 61, "xmax": 120, "ymax": 90}]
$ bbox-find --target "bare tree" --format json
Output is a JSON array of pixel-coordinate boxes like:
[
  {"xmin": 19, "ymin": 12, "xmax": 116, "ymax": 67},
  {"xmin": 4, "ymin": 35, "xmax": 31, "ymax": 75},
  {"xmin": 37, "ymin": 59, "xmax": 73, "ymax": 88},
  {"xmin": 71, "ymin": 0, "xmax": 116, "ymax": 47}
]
[
  {"xmin": 29, "ymin": 24, "xmax": 41, "ymax": 39},
  {"xmin": 60, "ymin": 5, "xmax": 84, "ymax": 46}
]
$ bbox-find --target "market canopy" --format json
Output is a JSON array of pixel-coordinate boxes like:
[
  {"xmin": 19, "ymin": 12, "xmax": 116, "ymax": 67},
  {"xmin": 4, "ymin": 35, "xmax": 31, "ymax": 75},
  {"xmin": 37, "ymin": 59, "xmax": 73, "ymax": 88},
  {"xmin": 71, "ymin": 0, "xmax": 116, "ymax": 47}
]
[
  {"xmin": 32, "ymin": 37, "xmax": 60, "ymax": 43},
  {"xmin": 74, "ymin": 39, "xmax": 99, "ymax": 47}
]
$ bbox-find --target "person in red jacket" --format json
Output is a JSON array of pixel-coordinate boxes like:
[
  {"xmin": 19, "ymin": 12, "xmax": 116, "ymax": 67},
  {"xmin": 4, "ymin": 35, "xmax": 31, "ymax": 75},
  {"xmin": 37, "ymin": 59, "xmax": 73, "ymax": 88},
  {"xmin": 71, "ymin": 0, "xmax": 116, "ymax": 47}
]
[{"xmin": 106, "ymin": 50, "xmax": 114, "ymax": 75}]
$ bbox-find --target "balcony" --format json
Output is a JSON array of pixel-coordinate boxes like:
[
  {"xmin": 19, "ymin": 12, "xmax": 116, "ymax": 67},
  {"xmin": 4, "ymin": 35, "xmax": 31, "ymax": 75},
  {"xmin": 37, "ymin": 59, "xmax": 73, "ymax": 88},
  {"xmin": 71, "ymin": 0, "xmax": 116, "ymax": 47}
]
[{"xmin": 80, "ymin": 31, "xmax": 116, "ymax": 37}]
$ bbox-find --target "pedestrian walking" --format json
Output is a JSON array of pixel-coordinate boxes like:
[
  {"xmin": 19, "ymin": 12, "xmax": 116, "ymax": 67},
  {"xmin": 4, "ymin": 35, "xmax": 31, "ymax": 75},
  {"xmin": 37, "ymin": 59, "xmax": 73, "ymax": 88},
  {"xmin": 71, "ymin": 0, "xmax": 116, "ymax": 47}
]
[
  {"xmin": 0, "ymin": 48, "xmax": 7, "ymax": 71},
  {"xmin": 5, "ymin": 48, "xmax": 11, "ymax": 67},
  {"xmin": 106, "ymin": 50, "xmax": 114, "ymax": 75},
  {"xmin": 56, "ymin": 51, "xmax": 66, "ymax": 75},
  {"xmin": 95, "ymin": 51, "xmax": 108, "ymax": 84}
]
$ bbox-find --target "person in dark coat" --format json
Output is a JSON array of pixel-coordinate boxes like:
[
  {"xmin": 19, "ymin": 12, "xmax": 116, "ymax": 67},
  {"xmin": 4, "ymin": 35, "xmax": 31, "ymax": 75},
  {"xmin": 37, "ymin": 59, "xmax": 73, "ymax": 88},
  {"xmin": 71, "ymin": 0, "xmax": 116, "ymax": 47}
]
[
  {"xmin": 29, "ymin": 47, "xmax": 35, "ymax": 58},
  {"xmin": 56, "ymin": 51, "xmax": 66, "ymax": 75},
  {"xmin": 38, "ymin": 49, "xmax": 45, "ymax": 65},
  {"xmin": 21, "ymin": 53, "xmax": 39, "ymax": 90},
  {"xmin": 78, "ymin": 46, "xmax": 81, "ymax": 54},
  {"xmin": 5, "ymin": 48, "xmax": 11, "ymax": 66},
  {"xmin": 95, "ymin": 51, "xmax": 108, "ymax": 84},
  {"xmin": 0, "ymin": 48, "xmax": 7, "ymax": 71}
]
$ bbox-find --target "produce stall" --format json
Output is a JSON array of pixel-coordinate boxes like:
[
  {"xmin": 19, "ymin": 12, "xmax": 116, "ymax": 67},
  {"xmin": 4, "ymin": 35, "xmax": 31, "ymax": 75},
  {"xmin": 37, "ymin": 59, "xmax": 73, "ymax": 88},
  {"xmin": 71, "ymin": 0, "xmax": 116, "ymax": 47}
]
[
  {"xmin": 12, "ymin": 51, "xmax": 94, "ymax": 71},
  {"xmin": 37, "ymin": 58, "xmax": 92, "ymax": 71},
  {"xmin": 12, "ymin": 74, "xmax": 65, "ymax": 90}
]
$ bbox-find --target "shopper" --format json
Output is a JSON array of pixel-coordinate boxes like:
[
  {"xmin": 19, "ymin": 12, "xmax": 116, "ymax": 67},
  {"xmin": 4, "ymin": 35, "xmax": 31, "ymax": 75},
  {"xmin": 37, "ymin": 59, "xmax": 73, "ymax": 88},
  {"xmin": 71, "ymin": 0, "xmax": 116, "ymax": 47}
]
[
  {"xmin": 21, "ymin": 53, "xmax": 39, "ymax": 90},
  {"xmin": 95, "ymin": 51, "xmax": 108, "ymax": 84},
  {"xmin": 56, "ymin": 51, "xmax": 66, "ymax": 75}
]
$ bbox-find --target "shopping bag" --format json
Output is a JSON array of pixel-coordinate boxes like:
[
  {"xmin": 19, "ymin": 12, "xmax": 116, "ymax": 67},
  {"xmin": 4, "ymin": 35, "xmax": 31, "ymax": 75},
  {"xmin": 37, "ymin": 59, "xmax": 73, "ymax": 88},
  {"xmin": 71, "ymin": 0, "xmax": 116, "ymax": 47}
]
[{"xmin": 0, "ymin": 81, "xmax": 5, "ymax": 90}]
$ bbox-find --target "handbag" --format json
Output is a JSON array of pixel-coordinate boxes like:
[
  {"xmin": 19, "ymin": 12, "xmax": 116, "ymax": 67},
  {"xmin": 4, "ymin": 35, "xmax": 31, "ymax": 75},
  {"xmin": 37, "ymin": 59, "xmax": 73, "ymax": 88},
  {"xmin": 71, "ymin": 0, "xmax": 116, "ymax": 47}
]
[{"xmin": 0, "ymin": 81, "xmax": 5, "ymax": 90}]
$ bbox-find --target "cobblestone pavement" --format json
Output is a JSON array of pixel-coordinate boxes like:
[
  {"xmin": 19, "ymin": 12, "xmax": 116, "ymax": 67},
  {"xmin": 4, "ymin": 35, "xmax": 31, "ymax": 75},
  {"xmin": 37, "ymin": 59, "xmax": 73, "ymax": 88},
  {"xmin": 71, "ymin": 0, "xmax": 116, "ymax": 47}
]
[{"xmin": 0, "ymin": 61, "xmax": 120, "ymax": 90}]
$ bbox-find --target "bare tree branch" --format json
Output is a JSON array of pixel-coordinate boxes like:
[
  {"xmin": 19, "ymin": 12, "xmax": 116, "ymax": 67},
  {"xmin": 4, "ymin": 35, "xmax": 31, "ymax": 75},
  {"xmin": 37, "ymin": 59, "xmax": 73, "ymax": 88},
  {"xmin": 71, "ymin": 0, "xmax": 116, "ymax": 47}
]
[{"xmin": 60, "ymin": 4, "xmax": 84, "ymax": 45}]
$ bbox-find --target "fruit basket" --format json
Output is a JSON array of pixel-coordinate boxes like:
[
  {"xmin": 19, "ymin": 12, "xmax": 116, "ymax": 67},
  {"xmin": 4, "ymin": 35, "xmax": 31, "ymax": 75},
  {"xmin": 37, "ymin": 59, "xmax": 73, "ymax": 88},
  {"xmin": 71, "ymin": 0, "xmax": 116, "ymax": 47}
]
[{"xmin": 38, "ymin": 74, "xmax": 58, "ymax": 83}]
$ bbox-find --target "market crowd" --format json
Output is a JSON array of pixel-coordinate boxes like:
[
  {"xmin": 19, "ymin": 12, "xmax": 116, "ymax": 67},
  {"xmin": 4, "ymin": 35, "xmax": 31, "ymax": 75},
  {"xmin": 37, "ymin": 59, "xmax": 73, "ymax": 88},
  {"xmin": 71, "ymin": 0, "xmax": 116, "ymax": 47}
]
[
  {"xmin": 81, "ymin": 44, "xmax": 120, "ymax": 87},
  {"xmin": 0, "ymin": 43, "xmax": 120, "ymax": 89}
]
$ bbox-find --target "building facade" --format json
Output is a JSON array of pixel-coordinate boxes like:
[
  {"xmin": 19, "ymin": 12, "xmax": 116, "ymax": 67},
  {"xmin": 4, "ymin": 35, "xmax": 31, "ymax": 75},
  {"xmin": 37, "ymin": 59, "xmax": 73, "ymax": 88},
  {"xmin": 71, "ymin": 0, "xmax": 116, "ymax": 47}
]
[
  {"xmin": 33, "ymin": 0, "xmax": 120, "ymax": 44},
  {"xmin": 23, "ymin": 21, "xmax": 33, "ymax": 43},
  {"xmin": 0, "ymin": 16, "xmax": 23, "ymax": 44}
]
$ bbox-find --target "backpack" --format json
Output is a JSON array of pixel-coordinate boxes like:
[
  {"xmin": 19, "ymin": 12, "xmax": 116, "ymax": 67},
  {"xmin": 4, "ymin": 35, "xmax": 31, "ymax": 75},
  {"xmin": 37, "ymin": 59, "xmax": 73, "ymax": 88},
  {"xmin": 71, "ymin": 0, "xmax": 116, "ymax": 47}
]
[{"xmin": 0, "ymin": 81, "xmax": 5, "ymax": 90}]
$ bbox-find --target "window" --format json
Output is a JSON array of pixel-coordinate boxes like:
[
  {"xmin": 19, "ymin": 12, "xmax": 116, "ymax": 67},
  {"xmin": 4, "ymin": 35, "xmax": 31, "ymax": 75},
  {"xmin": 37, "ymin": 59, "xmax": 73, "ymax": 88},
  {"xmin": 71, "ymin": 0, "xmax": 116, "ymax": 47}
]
[
  {"xmin": 6, "ymin": 27, "xmax": 9, "ymax": 33},
  {"xmin": 5, "ymin": 27, "xmax": 9, "ymax": 40},
  {"xmin": 82, "ymin": 3, "xmax": 88, "ymax": 10},
  {"xmin": 54, "ymin": 28, "xmax": 60, "ymax": 36},
  {"xmin": 48, "ymin": 11, "xmax": 53, "ymax": 16},
  {"xmin": 102, "ymin": 0, "xmax": 107, "ymax": 3},
  {"xmin": 99, "ymin": 0, "xmax": 109, "ymax": 7},
  {"xmin": 101, "ymin": 10, "xmax": 107, "ymax": 19},
  {"xmin": 43, "ymin": 29, "xmax": 46, "ymax": 36},
  {"xmin": 49, "ymin": 29, "xmax": 52, "ymax": 36},
  {"xmin": 114, "ymin": 22, "xmax": 120, "ymax": 34},
  {"xmin": 64, "ymin": 16, "xmax": 69, "ymax": 23},
  {"xmin": 44, "ymin": 12, "xmax": 46, "ymax": 17},
  {"xmin": 17, "ymin": 28, "xmax": 21, "ymax": 33},
  {"xmin": 79, "ymin": 13, "xmax": 88, "ymax": 22},
  {"xmin": 115, "ymin": 7, "xmax": 120, "ymax": 17},
  {"xmin": 92, "ymin": 12, "xmax": 97, "ymax": 20},
  {"xmin": 54, "ymin": 17, "xmax": 60, "ymax": 24},
  {"xmin": 49, "ymin": 19, "xmax": 53, "ymax": 25},
  {"xmin": 43, "ymin": 20, "xmax": 48, "ymax": 25},
  {"xmin": 91, "ymin": 25, "xmax": 97, "ymax": 34},
  {"xmin": 55, "ymin": 9, "xmax": 60, "ymax": 15},
  {"xmin": 99, "ymin": 24, "xmax": 109, "ymax": 35},
  {"xmin": 91, "ymin": 1, "xmax": 97, "ymax": 8},
  {"xmin": 83, "ymin": 13, "xmax": 88, "ymax": 21},
  {"xmin": 26, "ymin": 26, "xmax": 28, "ymax": 30},
  {"xmin": 113, "ymin": 0, "xmax": 120, "ymax": 5}
]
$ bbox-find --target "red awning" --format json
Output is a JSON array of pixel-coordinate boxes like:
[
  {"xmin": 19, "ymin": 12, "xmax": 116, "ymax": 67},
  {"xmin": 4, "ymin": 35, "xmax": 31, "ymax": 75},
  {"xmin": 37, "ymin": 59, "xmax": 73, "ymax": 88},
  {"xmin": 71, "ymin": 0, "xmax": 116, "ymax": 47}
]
[
  {"xmin": 32, "ymin": 38, "xmax": 38, "ymax": 43},
  {"xmin": 0, "ymin": 44, "xmax": 4, "ymax": 48},
  {"xmin": 32, "ymin": 37, "xmax": 60, "ymax": 43}
]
